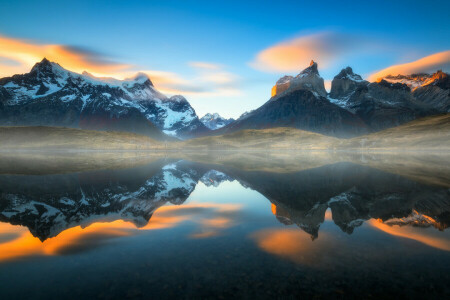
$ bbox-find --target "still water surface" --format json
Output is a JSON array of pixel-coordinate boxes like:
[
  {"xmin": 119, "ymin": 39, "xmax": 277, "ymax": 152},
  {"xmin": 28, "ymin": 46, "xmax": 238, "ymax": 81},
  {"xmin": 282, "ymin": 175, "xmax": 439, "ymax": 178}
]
[{"xmin": 0, "ymin": 152, "xmax": 449, "ymax": 299}]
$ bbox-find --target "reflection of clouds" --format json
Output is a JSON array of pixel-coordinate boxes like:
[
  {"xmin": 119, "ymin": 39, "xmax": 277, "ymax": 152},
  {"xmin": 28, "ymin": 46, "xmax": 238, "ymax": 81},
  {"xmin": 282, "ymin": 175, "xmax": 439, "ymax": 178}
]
[
  {"xmin": 0, "ymin": 221, "xmax": 134, "ymax": 261},
  {"xmin": 251, "ymin": 228, "xmax": 332, "ymax": 265},
  {"xmin": 153, "ymin": 203, "xmax": 240, "ymax": 239},
  {"xmin": 368, "ymin": 219, "xmax": 450, "ymax": 252},
  {"xmin": 0, "ymin": 203, "xmax": 242, "ymax": 261}
]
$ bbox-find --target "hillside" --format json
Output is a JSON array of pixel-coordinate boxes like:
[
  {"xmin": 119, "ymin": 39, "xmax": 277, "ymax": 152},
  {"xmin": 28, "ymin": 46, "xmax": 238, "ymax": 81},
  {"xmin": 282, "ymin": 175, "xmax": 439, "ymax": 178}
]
[
  {"xmin": 0, "ymin": 126, "xmax": 167, "ymax": 150},
  {"xmin": 185, "ymin": 114, "xmax": 450, "ymax": 150},
  {"xmin": 182, "ymin": 127, "xmax": 339, "ymax": 150},
  {"xmin": 0, "ymin": 114, "xmax": 448, "ymax": 151},
  {"xmin": 346, "ymin": 113, "xmax": 450, "ymax": 150}
]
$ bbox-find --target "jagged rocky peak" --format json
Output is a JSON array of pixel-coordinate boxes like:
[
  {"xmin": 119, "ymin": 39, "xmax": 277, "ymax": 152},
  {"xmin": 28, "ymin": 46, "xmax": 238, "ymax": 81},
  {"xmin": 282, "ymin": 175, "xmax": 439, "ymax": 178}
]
[
  {"xmin": 169, "ymin": 95, "xmax": 188, "ymax": 102},
  {"xmin": 424, "ymin": 70, "xmax": 450, "ymax": 89},
  {"xmin": 276, "ymin": 75, "xmax": 294, "ymax": 85},
  {"xmin": 30, "ymin": 57, "xmax": 54, "ymax": 72},
  {"xmin": 30, "ymin": 58, "xmax": 67, "ymax": 79},
  {"xmin": 297, "ymin": 60, "xmax": 319, "ymax": 77},
  {"xmin": 200, "ymin": 112, "xmax": 235, "ymax": 130},
  {"xmin": 329, "ymin": 66, "xmax": 368, "ymax": 99},
  {"xmin": 0, "ymin": 58, "xmax": 210, "ymax": 139},
  {"xmin": 382, "ymin": 70, "xmax": 449, "ymax": 90},
  {"xmin": 334, "ymin": 66, "xmax": 364, "ymax": 81},
  {"xmin": 127, "ymin": 72, "xmax": 154, "ymax": 87},
  {"xmin": 271, "ymin": 60, "xmax": 327, "ymax": 98},
  {"xmin": 375, "ymin": 79, "xmax": 411, "ymax": 92}
]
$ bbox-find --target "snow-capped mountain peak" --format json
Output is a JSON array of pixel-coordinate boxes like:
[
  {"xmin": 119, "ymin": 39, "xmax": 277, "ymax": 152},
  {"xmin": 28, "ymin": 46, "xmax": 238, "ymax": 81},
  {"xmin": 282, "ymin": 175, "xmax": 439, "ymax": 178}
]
[
  {"xmin": 200, "ymin": 112, "xmax": 235, "ymax": 130},
  {"xmin": 382, "ymin": 70, "xmax": 449, "ymax": 91},
  {"xmin": 334, "ymin": 67, "xmax": 365, "ymax": 82},
  {"xmin": 0, "ymin": 58, "xmax": 210, "ymax": 139}
]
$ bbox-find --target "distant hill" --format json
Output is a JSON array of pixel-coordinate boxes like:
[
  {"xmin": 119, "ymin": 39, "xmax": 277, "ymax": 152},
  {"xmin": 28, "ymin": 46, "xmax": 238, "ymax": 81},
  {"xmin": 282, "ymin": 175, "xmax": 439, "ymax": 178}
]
[
  {"xmin": 344, "ymin": 113, "xmax": 450, "ymax": 150},
  {"xmin": 183, "ymin": 127, "xmax": 339, "ymax": 149},
  {"xmin": 0, "ymin": 126, "xmax": 167, "ymax": 150},
  {"xmin": 185, "ymin": 114, "xmax": 450, "ymax": 150},
  {"xmin": 0, "ymin": 114, "xmax": 448, "ymax": 151}
]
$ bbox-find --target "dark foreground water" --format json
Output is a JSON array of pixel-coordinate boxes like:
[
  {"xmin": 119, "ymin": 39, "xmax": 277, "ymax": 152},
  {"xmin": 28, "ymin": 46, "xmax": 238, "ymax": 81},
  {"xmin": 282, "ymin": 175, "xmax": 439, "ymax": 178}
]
[{"xmin": 0, "ymin": 152, "xmax": 449, "ymax": 299}]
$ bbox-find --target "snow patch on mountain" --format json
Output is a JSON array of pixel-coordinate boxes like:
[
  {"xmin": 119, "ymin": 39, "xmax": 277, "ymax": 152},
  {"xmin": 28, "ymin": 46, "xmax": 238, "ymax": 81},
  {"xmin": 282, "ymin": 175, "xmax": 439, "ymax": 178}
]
[{"xmin": 200, "ymin": 113, "xmax": 235, "ymax": 130}]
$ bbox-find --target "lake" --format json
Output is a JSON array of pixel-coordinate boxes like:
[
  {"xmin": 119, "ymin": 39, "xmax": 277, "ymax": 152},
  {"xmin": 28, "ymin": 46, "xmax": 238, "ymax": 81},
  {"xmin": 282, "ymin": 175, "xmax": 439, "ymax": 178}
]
[{"xmin": 0, "ymin": 151, "xmax": 449, "ymax": 299}]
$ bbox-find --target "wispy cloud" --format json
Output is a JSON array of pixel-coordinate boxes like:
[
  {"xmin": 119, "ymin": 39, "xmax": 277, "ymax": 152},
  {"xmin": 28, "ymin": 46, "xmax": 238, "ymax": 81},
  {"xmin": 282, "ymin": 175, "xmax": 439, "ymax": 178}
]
[
  {"xmin": 368, "ymin": 50, "xmax": 450, "ymax": 81},
  {"xmin": 188, "ymin": 61, "xmax": 222, "ymax": 70},
  {"xmin": 249, "ymin": 31, "xmax": 367, "ymax": 73},
  {"xmin": 146, "ymin": 61, "xmax": 241, "ymax": 97},
  {"xmin": 0, "ymin": 34, "xmax": 242, "ymax": 98},
  {"xmin": 0, "ymin": 35, "xmax": 130, "ymax": 78}
]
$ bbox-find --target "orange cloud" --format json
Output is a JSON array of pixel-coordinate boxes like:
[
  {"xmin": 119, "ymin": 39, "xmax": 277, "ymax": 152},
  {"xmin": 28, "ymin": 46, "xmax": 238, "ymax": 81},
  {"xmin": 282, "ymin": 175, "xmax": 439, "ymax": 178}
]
[
  {"xmin": 251, "ymin": 228, "xmax": 334, "ymax": 265},
  {"xmin": 0, "ymin": 35, "xmax": 242, "ymax": 98},
  {"xmin": 368, "ymin": 50, "xmax": 450, "ymax": 81},
  {"xmin": 250, "ymin": 32, "xmax": 357, "ymax": 73},
  {"xmin": 0, "ymin": 35, "xmax": 131, "ymax": 78},
  {"xmin": 368, "ymin": 219, "xmax": 450, "ymax": 252},
  {"xmin": 0, "ymin": 221, "xmax": 133, "ymax": 261},
  {"xmin": 0, "ymin": 202, "xmax": 242, "ymax": 262}
]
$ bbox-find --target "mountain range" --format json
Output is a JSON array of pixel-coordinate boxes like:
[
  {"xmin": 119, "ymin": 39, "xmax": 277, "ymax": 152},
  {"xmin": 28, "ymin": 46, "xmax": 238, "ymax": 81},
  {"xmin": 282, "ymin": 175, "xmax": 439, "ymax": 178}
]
[
  {"xmin": 216, "ymin": 60, "xmax": 448, "ymax": 137},
  {"xmin": 0, "ymin": 58, "xmax": 448, "ymax": 140},
  {"xmin": 0, "ymin": 58, "xmax": 209, "ymax": 140},
  {"xmin": 200, "ymin": 113, "xmax": 234, "ymax": 130}
]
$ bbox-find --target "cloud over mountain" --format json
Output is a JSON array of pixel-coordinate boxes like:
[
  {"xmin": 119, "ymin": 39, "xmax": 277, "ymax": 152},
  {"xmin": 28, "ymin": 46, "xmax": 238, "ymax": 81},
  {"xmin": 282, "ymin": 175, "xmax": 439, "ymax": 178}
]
[
  {"xmin": 369, "ymin": 50, "xmax": 450, "ymax": 81},
  {"xmin": 249, "ymin": 32, "xmax": 370, "ymax": 73},
  {"xmin": 0, "ymin": 35, "xmax": 241, "ymax": 100},
  {"xmin": 0, "ymin": 35, "xmax": 130, "ymax": 78}
]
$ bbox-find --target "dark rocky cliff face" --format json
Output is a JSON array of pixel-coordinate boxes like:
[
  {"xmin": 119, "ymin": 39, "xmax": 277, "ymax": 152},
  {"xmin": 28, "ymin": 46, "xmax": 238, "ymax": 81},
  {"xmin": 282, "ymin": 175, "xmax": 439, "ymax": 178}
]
[
  {"xmin": 219, "ymin": 89, "xmax": 369, "ymax": 138},
  {"xmin": 329, "ymin": 66, "xmax": 368, "ymax": 99},
  {"xmin": 328, "ymin": 68, "xmax": 444, "ymax": 131},
  {"xmin": 347, "ymin": 80, "xmax": 435, "ymax": 131},
  {"xmin": 271, "ymin": 60, "xmax": 327, "ymax": 98},
  {"xmin": 220, "ymin": 62, "xmax": 369, "ymax": 138},
  {"xmin": 218, "ymin": 62, "xmax": 447, "ymax": 138},
  {"xmin": 412, "ymin": 71, "xmax": 450, "ymax": 112}
]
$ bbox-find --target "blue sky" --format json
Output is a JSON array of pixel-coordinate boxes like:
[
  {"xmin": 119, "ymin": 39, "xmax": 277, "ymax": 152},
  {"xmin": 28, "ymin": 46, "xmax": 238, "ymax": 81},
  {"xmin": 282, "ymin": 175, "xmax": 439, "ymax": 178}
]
[{"xmin": 0, "ymin": 0, "xmax": 449, "ymax": 118}]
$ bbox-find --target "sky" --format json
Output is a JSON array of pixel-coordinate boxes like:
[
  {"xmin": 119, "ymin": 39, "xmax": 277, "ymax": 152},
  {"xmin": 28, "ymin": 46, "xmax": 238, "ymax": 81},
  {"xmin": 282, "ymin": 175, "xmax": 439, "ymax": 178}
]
[{"xmin": 0, "ymin": 0, "xmax": 449, "ymax": 118}]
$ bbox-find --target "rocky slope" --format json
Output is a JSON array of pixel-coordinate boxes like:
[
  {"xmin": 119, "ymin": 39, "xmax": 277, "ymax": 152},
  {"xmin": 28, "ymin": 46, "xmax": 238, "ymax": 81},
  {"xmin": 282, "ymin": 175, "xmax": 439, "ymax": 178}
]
[
  {"xmin": 217, "ymin": 62, "xmax": 448, "ymax": 138},
  {"xmin": 328, "ymin": 68, "xmax": 442, "ymax": 131},
  {"xmin": 411, "ymin": 71, "xmax": 450, "ymax": 113},
  {"xmin": 0, "ymin": 58, "xmax": 210, "ymax": 139},
  {"xmin": 217, "ymin": 61, "xmax": 369, "ymax": 138},
  {"xmin": 271, "ymin": 60, "xmax": 327, "ymax": 97},
  {"xmin": 200, "ymin": 113, "xmax": 234, "ymax": 130}
]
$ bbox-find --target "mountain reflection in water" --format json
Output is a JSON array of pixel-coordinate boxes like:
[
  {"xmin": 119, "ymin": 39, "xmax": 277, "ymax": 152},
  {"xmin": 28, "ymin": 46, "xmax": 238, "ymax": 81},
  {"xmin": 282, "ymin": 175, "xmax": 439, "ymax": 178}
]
[{"xmin": 0, "ymin": 152, "xmax": 449, "ymax": 298}]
